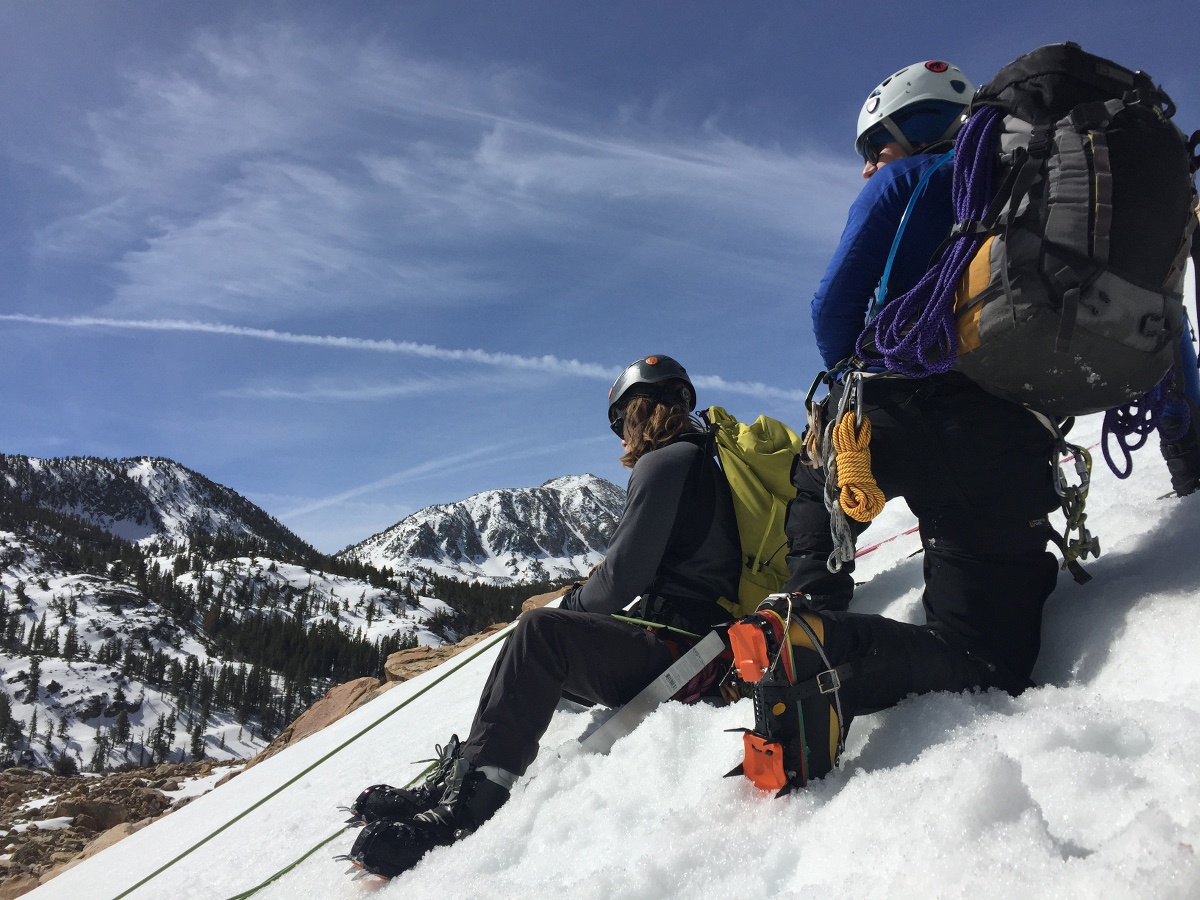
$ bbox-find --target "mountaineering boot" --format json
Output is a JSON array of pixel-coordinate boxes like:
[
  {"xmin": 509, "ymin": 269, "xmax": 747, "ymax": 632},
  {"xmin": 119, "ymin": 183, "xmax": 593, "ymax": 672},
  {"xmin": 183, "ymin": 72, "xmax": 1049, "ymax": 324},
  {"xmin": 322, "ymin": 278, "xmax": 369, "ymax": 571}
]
[
  {"xmin": 346, "ymin": 756, "xmax": 513, "ymax": 879},
  {"xmin": 726, "ymin": 593, "xmax": 848, "ymax": 795},
  {"xmin": 345, "ymin": 735, "xmax": 462, "ymax": 826},
  {"xmin": 1160, "ymin": 399, "xmax": 1200, "ymax": 497}
]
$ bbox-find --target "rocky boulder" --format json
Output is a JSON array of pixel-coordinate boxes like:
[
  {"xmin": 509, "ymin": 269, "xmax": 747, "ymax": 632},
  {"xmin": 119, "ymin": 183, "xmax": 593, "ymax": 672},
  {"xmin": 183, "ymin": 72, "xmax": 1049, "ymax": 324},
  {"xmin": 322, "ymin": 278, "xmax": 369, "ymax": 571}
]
[
  {"xmin": 247, "ymin": 676, "xmax": 391, "ymax": 769},
  {"xmin": 383, "ymin": 622, "xmax": 509, "ymax": 683}
]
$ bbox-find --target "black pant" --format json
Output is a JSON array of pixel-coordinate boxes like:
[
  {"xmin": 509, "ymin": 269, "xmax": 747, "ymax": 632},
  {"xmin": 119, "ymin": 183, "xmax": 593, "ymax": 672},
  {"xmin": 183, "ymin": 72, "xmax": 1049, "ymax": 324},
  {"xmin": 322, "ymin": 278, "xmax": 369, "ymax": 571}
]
[
  {"xmin": 461, "ymin": 608, "xmax": 674, "ymax": 775},
  {"xmin": 783, "ymin": 374, "xmax": 1060, "ymax": 694}
]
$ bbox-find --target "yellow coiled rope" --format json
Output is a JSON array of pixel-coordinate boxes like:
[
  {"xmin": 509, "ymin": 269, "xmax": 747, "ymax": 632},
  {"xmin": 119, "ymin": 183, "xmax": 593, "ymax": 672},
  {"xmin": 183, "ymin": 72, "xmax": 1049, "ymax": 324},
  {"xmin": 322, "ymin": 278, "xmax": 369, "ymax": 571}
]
[{"xmin": 831, "ymin": 411, "xmax": 885, "ymax": 522}]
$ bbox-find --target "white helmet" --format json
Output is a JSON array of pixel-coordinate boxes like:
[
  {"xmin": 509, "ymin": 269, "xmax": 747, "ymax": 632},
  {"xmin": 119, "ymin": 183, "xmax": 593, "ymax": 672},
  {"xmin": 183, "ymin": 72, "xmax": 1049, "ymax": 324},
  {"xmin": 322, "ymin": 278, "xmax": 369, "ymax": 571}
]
[{"xmin": 855, "ymin": 60, "xmax": 975, "ymax": 160}]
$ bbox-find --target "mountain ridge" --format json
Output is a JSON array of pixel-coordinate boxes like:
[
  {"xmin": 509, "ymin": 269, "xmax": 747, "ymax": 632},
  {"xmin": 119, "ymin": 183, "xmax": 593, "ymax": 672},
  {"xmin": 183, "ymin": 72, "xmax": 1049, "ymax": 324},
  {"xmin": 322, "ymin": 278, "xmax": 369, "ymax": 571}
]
[
  {"xmin": 340, "ymin": 473, "xmax": 625, "ymax": 584},
  {"xmin": 0, "ymin": 454, "xmax": 312, "ymax": 555}
]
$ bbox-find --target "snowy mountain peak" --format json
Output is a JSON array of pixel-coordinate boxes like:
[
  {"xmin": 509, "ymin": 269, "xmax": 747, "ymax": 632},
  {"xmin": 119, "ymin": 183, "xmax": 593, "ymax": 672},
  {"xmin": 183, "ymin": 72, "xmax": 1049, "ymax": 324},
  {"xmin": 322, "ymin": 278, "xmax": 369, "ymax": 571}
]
[
  {"xmin": 340, "ymin": 474, "xmax": 626, "ymax": 584},
  {"xmin": 0, "ymin": 454, "xmax": 312, "ymax": 554}
]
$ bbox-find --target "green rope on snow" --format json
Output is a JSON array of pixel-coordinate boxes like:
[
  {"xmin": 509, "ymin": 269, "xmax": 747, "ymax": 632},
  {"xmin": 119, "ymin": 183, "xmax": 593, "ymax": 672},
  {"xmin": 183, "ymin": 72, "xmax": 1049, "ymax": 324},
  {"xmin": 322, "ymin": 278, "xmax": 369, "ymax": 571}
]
[
  {"xmin": 222, "ymin": 825, "xmax": 351, "ymax": 900},
  {"xmin": 220, "ymin": 759, "xmax": 439, "ymax": 900},
  {"xmin": 109, "ymin": 621, "xmax": 517, "ymax": 900}
]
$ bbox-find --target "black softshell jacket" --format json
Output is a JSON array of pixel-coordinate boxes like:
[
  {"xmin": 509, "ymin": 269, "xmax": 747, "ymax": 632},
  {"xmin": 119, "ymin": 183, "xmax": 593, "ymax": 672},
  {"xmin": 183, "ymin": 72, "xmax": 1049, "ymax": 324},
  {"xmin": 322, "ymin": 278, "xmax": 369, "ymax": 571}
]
[{"xmin": 559, "ymin": 434, "xmax": 740, "ymax": 632}]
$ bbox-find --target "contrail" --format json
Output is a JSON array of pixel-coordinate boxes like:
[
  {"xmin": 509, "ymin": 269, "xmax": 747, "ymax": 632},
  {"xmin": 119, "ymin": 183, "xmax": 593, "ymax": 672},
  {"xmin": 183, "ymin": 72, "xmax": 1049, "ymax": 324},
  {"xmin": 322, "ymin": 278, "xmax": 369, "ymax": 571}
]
[
  {"xmin": 0, "ymin": 314, "xmax": 807, "ymax": 402},
  {"xmin": 0, "ymin": 314, "xmax": 617, "ymax": 378}
]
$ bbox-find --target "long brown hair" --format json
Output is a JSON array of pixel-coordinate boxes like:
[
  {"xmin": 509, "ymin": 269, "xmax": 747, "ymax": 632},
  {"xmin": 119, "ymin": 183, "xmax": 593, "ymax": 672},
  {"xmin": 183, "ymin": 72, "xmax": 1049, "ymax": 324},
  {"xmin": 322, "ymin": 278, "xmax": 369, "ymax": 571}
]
[{"xmin": 619, "ymin": 390, "xmax": 700, "ymax": 468}]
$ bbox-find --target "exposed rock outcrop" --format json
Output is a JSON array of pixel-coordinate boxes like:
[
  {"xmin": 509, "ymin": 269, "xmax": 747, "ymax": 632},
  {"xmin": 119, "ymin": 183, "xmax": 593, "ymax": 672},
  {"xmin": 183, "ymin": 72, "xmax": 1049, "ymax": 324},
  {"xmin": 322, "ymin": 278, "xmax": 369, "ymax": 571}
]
[
  {"xmin": 247, "ymin": 676, "xmax": 392, "ymax": 769},
  {"xmin": 383, "ymin": 622, "xmax": 509, "ymax": 683},
  {"xmin": 248, "ymin": 619, "xmax": 514, "ymax": 769},
  {"xmin": 0, "ymin": 760, "xmax": 240, "ymax": 896}
]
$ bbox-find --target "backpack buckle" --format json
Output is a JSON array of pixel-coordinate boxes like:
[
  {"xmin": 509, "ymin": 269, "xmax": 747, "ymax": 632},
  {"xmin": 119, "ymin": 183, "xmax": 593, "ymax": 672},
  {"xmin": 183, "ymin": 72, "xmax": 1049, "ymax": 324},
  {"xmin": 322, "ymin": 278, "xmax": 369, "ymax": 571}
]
[{"xmin": 815, "ymin": 668, "xmax": 841, "ymax": 695}]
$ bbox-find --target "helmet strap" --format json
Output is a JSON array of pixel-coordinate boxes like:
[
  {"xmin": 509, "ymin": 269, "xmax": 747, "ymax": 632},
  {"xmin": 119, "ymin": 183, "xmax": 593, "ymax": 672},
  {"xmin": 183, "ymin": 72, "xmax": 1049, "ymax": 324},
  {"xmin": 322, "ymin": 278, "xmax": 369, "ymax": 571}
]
[
  {"xmin": 879, "ymin": 117, "xmax": 918, "ymax": 156},
  {"xmin": 935, "ymin": 115, "xmax": 965, "ymax": 145}
]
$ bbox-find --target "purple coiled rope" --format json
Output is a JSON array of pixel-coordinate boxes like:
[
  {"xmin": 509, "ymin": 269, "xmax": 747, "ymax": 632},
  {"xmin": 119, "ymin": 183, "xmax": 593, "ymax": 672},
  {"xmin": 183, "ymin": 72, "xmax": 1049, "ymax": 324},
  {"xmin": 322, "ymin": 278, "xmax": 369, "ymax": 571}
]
[
  {"xmin": 856, "ymin": 106, "xmax": 1005, "ymax": 376},
  {"xmin": 1101, "ymin": 373, "xmax": 1190, "ymax": 478}
]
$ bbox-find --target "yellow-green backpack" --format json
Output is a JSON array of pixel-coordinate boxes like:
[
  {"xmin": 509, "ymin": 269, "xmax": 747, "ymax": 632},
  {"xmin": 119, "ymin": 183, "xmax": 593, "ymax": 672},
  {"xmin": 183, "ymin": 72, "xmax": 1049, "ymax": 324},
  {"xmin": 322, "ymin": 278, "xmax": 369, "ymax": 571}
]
[{"xmin": 706, "ymin": 406, "xmax": 803, "ymax": 620}]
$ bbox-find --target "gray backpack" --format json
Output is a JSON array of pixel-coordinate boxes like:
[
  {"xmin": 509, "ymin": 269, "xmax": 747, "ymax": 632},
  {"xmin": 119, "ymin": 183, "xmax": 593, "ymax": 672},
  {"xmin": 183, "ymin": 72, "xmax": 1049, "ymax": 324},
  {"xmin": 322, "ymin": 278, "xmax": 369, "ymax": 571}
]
[{"xmin": 952, "ymin": 43, "xmax": 1198, "ymax": 417}]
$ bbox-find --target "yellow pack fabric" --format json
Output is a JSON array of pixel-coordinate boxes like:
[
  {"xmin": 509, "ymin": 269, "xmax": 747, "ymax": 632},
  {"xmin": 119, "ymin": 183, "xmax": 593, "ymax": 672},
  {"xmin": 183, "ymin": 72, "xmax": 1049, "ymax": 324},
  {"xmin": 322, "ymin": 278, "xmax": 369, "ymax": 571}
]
[{"xmin": 707, "ymin": 406, "xmax": 803, "ymax": 619}]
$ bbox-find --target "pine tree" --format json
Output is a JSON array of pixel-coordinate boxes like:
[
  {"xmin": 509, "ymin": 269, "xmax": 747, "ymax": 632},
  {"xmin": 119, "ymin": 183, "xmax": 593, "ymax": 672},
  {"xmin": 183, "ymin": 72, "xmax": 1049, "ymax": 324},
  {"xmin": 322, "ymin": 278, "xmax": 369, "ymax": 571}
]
[
  {"xmin": 89, "ymin": 730, "xmax": 109, "ymax": 773},
  {"xmin": 150, "ymin": 714, "xmax": 170, "ymax": 763},
  {"xmin": 114, "ymin": 709, "xmax": 131, "ymax": 746},
  {"xmin": 32, "ymin": 614, "xmax": 46, "ymax": 654},
  {"xmin": 190, "ymin": 722, "xmax": 205, "ymax": 761},
  {"xmin": 62, "ymin": 625, "xmax": 79, "ymax": 661},
  {"xmin": 26, "ymin": 656, "xmax": 41, "ymax": 705}
]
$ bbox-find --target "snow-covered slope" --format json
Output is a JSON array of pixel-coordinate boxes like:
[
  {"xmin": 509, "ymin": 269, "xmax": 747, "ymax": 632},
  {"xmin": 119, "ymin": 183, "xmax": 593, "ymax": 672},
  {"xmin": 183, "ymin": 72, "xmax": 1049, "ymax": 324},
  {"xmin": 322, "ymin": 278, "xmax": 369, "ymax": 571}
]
[
  {"xmin": 0, "ymin": 542, "xmax": 450, "ymax": 769},
  {"xmin": 341, "ymin": 474, "xmax": 625, "ymax": 584},
  {"xmin": 0, "ymin": 455, "xmax": 309, "ymax": 552},
  {"xmin": 27, "ymin": 412, "xmax": 1200, "ymax": 899},
  {"xmin": 0, "ymin": 452, "xmax": 462, "ymax": 769}
]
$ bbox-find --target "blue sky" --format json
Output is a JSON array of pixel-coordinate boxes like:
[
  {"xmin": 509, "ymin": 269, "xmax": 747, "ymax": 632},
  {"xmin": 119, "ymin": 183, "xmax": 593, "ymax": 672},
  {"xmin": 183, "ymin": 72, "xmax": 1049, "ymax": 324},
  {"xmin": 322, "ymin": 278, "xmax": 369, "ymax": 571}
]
[{"xmin": 2, "ymin": 1, "xmax": 1197, "ymax": 553}]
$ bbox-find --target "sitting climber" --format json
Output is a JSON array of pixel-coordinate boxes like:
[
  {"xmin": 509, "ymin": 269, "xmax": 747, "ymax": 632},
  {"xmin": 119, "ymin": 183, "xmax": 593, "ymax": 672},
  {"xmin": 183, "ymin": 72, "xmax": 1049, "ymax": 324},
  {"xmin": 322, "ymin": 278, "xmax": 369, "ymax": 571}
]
[{"xmin": 343, "ymin": 355, "xmax": 740, "ymax": 878}]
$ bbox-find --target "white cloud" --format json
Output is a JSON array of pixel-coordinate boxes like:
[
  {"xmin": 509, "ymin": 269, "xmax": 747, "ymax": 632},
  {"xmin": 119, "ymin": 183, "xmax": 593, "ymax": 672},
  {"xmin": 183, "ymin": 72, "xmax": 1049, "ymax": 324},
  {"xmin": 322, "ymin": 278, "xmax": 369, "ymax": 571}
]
[
  {"xmin": 0, "ymin": 314, "xmax": 620, "ymax": 378},
  {"xmin": 33, "ymin": 22, "xmax": 861, "ymax": 322},
  {"xmin": 220, "ymin": 373, "xmax": 492, "ymax": 403}
]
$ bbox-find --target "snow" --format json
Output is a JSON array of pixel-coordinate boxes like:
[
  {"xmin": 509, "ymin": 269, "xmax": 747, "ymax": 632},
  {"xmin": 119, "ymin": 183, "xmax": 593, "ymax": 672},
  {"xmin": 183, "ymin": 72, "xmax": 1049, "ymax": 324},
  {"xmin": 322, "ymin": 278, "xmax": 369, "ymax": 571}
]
[
  {"xmin": 344, "ymin": 473, "xmax": 623, "ymax": 586},
  {"xmin": 0, "ymin": 549, "xmax": 450, "ymax": 768},
  {"xmin": 22, "ymin": 411, "xmax": 1200, "ymax": 899},
  {"xmin": 13, "ymin": 817, "xmax": 73, "ymax": 833},
  {"xmin": 162, "ymin": 766, "xmax": 244, "ymax": 803},
  {"xmin": 17, "ymin": 797, "xmax": 57, "ymax": 813},
  {"xmin": 411, "ymin": 550, "xmax": 606, "ymax": 585}
]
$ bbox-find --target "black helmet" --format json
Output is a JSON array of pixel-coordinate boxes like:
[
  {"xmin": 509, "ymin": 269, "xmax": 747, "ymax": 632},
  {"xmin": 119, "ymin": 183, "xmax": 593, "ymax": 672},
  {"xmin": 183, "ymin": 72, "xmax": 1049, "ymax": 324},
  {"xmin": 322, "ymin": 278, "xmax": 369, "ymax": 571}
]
[{"xmin": 606, "ymin": 355, "xmax": 695, "ymax": 437}]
